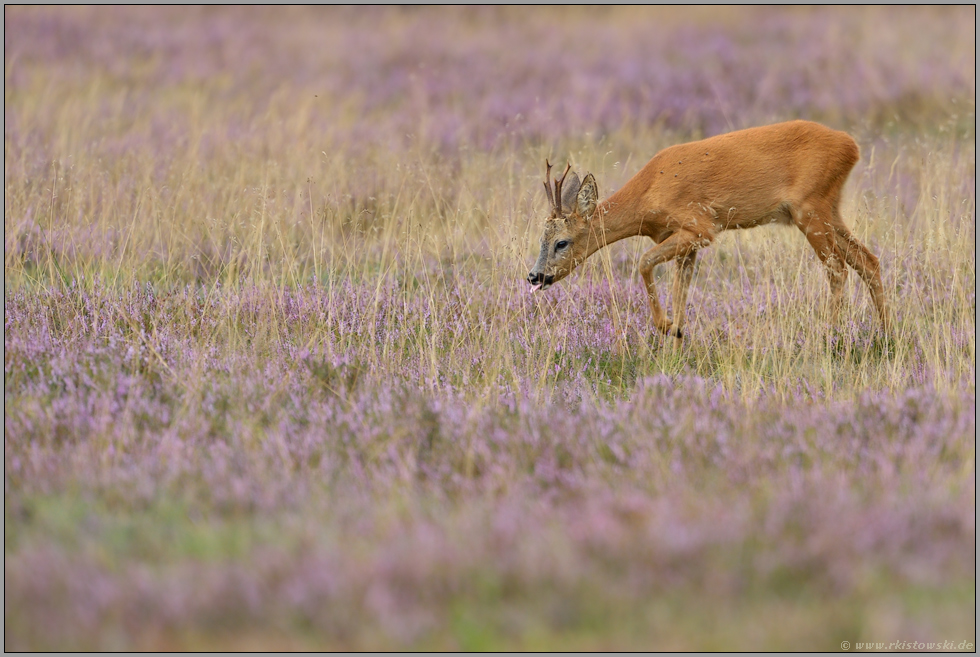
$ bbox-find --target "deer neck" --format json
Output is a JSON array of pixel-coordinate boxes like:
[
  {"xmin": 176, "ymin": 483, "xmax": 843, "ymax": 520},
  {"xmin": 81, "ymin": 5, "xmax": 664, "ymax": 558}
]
[{"xmin": 584, "ymin": 191, "xmax": 650, "ymax": 259}]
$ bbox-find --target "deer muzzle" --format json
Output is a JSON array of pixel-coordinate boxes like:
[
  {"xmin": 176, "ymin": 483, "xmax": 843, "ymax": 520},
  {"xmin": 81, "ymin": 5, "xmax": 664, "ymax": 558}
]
[{"xmin": 527, "ymin": 271, "xmax": 554, "ymax": 293}]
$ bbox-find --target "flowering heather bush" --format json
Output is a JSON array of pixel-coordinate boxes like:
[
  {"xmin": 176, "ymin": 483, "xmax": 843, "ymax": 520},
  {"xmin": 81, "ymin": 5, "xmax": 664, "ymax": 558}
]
[{"xmin": 4, "ymin": 6, "xmax": 976, "ymax": 650}]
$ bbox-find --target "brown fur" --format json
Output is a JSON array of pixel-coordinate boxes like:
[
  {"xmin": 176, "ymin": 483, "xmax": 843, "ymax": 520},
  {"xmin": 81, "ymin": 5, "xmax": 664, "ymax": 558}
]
[{"xmin": 528, "ymin": 120, "xmax": 890, "ymax": 344}]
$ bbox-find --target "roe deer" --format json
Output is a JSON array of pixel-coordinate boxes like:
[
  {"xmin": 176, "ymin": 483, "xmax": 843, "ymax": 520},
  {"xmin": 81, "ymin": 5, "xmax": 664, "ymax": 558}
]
[{"xmin": 527, "ymin": 120, "xmax": 890, "ymax": 345}]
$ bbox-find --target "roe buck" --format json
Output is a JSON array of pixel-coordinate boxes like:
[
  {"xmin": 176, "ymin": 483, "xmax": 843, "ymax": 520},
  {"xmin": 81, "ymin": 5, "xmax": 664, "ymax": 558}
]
[{"xmin": 527, "ymin": 120, "xmax": 890, "ymax": 344}]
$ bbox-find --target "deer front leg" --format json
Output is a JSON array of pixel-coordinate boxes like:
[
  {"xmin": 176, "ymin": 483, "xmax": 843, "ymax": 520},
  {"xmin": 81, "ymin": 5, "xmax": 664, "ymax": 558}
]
[
  {"xmin": 639, "ymin": 230, "xmax": 710, "ymax": 343},
  {"xmin": 670, "ymin": 251, "xmax": 698, "ymax": 344}
]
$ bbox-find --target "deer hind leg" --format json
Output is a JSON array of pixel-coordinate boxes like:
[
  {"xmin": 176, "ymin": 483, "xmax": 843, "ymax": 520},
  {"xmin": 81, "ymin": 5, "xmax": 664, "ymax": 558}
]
[
  {"xmin": 639, "ymin": 230, "xmax": 710, "ymax": 341},
  {"xmin": 832, "ymin": 223, "xmax": 891, "ymax": 334},
  {"xmin": 794, "ymin": 205, "xmax": 848, "ymax": 325}
]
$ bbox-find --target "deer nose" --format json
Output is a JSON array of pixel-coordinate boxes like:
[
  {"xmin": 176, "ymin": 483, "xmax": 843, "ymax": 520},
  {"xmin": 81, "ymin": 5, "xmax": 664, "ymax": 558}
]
[{"xmin": 528, "ymin": 272, "xmax": 540, "ymax": 285}]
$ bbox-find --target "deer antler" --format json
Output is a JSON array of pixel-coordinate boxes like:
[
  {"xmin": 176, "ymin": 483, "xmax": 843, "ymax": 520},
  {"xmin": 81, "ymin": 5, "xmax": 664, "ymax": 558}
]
[
  {"xmin": 543, "ymin": 160, "xmax": 556, "ymax": 212},
  {"xmin": 553, "ymin": 162, "xmax": 572, "ymax": 215}
]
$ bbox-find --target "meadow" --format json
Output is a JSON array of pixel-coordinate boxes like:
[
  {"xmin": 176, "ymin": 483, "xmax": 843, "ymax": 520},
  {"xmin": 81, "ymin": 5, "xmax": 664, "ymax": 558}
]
[{"xmin": 4, "ymin": 6, "xmax": 976, "ymax": 650}]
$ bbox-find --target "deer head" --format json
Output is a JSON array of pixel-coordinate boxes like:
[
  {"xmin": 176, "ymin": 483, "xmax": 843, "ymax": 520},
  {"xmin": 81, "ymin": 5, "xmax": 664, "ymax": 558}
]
[{"xmin": 527, "ymin": 160, "xmax": 599, "ymax": 292}]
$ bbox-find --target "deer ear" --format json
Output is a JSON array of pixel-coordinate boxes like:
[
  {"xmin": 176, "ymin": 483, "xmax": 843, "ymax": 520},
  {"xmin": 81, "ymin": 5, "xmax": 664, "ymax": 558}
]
[
  {"xmin": 559, "ymin": 172, "xmax": 581, "ymax": 214},
  {"xmin": 576, "ymin": 173, "xmax": 598, "ymax": 219}
]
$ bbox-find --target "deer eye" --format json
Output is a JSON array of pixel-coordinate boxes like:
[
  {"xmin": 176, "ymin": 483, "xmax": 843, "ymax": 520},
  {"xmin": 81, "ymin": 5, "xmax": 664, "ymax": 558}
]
[{"xmin": 555, "ymin": 240, "xmax": 570, "ymax": 250}]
